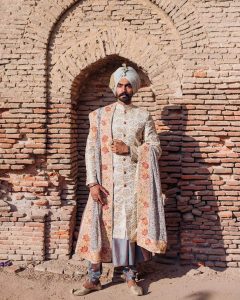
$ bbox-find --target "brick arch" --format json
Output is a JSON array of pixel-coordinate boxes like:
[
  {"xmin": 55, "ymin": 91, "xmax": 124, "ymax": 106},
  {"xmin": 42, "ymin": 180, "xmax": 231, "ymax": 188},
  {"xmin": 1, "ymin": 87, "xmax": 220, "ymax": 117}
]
[
  {"xmin": 24, "ymin": 0, "xmax": 207, "ymax": 50},
  {"xmin": 49, "ymin": 28, "xmax": 181, "ymax": 101}
]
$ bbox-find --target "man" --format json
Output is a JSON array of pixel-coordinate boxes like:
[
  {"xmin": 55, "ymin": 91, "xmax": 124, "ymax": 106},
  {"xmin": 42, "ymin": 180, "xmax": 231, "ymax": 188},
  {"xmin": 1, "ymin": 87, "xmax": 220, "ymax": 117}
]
[{"xmin": 73, "ymin": 65, "xmax": 167, "ymax": 296}]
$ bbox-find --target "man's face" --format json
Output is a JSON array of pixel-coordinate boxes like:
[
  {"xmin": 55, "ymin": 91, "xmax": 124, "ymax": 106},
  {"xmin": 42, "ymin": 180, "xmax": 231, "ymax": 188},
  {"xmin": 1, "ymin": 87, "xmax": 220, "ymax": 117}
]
[{"xmin": 116, "ymin": 78, "xmax": 133, "ymax": 104}]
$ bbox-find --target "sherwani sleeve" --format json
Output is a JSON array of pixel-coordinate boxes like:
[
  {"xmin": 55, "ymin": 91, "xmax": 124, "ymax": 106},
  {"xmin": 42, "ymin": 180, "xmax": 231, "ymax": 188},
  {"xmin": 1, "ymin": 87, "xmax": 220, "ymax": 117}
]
[
  {"xmin": 85, "ymin": 112, "xmax": 98, "ymax": 186},
  {"xmin": 129, "ymin": 112, "xmax": 162, "ymax": 162}
]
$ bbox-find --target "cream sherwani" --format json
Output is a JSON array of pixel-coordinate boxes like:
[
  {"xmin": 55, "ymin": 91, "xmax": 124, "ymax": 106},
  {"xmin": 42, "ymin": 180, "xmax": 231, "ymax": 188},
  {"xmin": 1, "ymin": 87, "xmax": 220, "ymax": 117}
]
[{"xmin": 86, "ymin": 101, "xmax": 161, "ymax": 242}]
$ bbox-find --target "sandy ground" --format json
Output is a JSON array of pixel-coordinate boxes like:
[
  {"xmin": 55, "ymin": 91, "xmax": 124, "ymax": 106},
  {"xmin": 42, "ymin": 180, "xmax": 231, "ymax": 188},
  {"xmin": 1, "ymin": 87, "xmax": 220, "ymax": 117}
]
[{"xmin": 1, "ymin": 262, "xmax": 240, "ymax": 300}]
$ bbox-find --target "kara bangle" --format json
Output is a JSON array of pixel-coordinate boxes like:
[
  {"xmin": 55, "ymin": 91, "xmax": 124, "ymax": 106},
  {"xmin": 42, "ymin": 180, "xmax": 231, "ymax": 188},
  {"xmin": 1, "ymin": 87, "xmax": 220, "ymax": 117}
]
[{"xmin": 88, "ymin": 183, "xmax": 98, "ymax": 188}]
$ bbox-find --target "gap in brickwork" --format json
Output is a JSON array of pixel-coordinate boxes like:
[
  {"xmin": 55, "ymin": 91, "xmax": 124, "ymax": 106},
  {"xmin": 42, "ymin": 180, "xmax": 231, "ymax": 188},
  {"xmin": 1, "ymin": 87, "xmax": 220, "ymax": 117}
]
[
  {"xmin": 0, "ymin": 175, "xmax": 12, "ymax": 204},
  {"xmin": 0, "ymin": 156, "xmax": 47, "ymax": 209}
]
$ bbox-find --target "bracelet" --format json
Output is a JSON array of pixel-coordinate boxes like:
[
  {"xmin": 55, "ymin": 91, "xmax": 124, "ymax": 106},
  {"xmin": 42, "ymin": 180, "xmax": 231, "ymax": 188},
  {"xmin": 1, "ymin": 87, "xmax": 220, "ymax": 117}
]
[{"xmin": 88, "ymin": 183, "xmax": 98, "ymax": 188}]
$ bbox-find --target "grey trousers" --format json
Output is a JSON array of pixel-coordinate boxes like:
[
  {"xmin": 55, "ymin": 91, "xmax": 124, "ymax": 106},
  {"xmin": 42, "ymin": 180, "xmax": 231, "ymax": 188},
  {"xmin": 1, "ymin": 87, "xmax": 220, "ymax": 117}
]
[{"xmin": 87, "ymin": 239, "xmax": 151, "ymax": 283}]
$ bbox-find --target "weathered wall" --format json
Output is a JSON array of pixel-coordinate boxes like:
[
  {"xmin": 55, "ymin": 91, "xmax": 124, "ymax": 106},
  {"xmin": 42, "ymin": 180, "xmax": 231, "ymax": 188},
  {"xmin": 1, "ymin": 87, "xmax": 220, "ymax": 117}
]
[{"xmin": 0, "ymin": 0, "xmax": 239, "ymax": 267}]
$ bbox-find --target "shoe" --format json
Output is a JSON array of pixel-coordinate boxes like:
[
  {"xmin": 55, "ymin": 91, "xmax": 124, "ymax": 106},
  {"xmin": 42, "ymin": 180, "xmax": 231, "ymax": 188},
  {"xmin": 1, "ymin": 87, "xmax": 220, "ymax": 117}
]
[
  {"xmin": 71, "ymin": 280, "xmax": 102, "ymax": 296},
  {"xmin": 127, "ymin": 280, "xmax": 143, "ymax": 296}
]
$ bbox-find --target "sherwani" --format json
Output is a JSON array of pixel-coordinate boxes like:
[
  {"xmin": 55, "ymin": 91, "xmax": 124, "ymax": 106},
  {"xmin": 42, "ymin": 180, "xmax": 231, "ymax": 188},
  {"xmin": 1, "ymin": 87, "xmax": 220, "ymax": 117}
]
[{"xmin": 83, "ymin": 101, "xmax": 162, "ymax": 265}]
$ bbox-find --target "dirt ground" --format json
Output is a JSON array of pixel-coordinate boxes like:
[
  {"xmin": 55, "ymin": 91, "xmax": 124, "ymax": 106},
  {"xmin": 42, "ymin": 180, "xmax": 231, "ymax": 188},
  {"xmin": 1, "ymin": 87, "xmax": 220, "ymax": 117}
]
[{"xmin": 1, "ymin": 261, "xmax": 240, "ymax": 300}]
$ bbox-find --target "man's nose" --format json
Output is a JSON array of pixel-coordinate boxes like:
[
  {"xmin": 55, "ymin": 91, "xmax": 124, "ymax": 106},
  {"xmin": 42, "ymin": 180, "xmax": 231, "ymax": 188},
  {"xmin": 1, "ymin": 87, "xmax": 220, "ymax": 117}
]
[{"xmin": 123, "ymin": 85, "xmax": 127, "ymax": 92}]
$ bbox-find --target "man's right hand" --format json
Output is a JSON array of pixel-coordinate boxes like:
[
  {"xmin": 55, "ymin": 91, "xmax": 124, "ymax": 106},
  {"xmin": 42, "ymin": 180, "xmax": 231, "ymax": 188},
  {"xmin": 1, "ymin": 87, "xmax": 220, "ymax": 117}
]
[{"xmin": 89, "ymin": 184, "xmax": 109, "ymax": 206}]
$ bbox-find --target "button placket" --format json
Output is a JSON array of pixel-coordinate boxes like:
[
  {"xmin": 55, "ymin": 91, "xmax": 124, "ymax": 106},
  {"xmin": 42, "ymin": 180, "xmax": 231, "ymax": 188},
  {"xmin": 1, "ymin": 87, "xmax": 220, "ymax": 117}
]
[{"xmin": 123, "ymin": 110, "xmax": 128, "ymax": 183}]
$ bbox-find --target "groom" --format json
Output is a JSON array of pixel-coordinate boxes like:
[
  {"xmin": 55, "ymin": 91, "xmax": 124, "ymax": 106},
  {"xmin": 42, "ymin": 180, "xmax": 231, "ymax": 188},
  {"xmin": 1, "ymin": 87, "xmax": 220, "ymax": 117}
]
[{"xmin": 73, "ymin": 64, "xmax": 167, "ymax": 296}]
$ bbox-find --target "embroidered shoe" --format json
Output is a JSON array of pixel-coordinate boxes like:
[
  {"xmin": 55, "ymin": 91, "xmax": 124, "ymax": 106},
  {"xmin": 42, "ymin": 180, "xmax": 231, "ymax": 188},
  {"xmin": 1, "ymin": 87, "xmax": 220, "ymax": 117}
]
[
  {"xmin": 71, "ymin": 280, "xmax": 102, "ymax": 296},
  {"xmin": 127, "ymin": 279, "xmax": 143, "ymax": 296}
]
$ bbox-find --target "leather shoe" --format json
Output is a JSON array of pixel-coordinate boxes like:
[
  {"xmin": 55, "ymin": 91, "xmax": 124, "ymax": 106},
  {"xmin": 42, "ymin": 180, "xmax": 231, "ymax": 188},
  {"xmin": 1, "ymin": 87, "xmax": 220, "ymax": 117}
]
[
  {"xmin": 71, "ymin": 280, "xmax": 102, "ymax": 296},
  {"xmin": 127, "ymin": 279, "xmax": 143, "ymax": 296}
]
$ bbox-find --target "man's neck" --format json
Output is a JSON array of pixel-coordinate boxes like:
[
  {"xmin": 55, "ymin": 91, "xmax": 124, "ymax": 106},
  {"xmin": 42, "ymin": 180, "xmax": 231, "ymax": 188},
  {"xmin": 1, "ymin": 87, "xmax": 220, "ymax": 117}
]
[{"xmin": 117, "ymin": 99, "xmax": 132, "ymax": 106}]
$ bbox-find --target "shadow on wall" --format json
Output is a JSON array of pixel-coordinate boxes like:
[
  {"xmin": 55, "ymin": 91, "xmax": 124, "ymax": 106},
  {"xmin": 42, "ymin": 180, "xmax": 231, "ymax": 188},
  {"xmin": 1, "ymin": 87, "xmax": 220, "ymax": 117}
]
[{"xmin": 159, "ymin": 105, "xmax": 226, "ymax": 269}]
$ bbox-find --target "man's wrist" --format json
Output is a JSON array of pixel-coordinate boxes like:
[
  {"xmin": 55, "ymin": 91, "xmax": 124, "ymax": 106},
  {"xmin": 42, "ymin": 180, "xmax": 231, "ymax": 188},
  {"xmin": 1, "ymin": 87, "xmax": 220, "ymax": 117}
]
[{"xmin": 88, "ymin": 182, "xmax": 98, "ymax": 188}]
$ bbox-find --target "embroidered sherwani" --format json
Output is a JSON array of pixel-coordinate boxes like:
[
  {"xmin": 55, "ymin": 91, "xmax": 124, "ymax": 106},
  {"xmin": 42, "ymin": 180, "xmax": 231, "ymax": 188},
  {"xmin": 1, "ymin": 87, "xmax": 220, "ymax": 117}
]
[
  {"xmin": 87, "ymin": 101, "xmax": 161, "ymax": 238},
  {"xmin": 76, "ymin": 102, "xmax": 167, "ymax": 264}
]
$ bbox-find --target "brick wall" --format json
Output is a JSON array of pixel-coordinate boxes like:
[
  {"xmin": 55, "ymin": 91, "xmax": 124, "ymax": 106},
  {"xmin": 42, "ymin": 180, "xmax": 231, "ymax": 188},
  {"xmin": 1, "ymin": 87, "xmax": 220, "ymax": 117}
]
[{"xmin": 0, "ymin": 0, "xmax": 239, "ymax": 267}]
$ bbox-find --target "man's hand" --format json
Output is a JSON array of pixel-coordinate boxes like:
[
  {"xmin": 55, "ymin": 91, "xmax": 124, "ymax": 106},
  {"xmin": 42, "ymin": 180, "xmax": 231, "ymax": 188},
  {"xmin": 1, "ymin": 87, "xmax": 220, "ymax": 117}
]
[
  {"xmin": 89, "ymin": 184, "xmax": 109, "ymax": 206},
  {"xmin": 111, "ymin": 139, "xmax": 129, "ymax": 155}
]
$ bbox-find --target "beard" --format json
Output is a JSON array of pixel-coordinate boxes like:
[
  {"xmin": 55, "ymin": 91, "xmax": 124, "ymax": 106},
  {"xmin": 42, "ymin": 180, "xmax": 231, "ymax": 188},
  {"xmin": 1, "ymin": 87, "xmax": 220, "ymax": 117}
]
[{"xmin": 117, "ymin": 92, "xmax": 133, "ymax": 104}]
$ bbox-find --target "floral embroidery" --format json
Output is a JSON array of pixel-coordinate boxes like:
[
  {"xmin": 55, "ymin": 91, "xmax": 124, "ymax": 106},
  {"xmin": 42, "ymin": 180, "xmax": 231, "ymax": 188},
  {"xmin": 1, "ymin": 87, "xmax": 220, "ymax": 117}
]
[
  {"xmin": 102, "ymin": 164, "xmax": 108, "ymax": 170},
  {"xmin": 102, "ymin": 146, "xmax": 109, "ymax": 154},
  {"xmin": 102, "ymin": 135, "xmax": 108, "ymax": 143},
  {"xmin": 142, "ymin": 162, "xmax": 149, "ymax": 169},
  {"xmin": 143, "ymin": 202, "xmax": 149, "ymax": 208},
  {"xmin": 141, "ymin": 217, "xmax": 148, "ymax": 225},
  {"xmin": 91, "ymin": 126, "xmax": 97, "ymax": 133},
  {"xmin": 136, "ymin": 143, "xmax": 167, "ymax": 254},
  {"xmin": 145, "ymin": 239, "xmax": 151, "ymax": 245},
  {"xmin": 142, "ymin": 173, "xmax": 149, "ymax": 180},
  {"xmin": 103, "ymin": 205, "xmax": 109, "ymax": 210},
  {"xmin": 80, "ymin": 246, "xmax": 88, "ymax": 253},
  {"xmin": 83, "ymin": 234, "xmax": 90, "ymax": 242}
]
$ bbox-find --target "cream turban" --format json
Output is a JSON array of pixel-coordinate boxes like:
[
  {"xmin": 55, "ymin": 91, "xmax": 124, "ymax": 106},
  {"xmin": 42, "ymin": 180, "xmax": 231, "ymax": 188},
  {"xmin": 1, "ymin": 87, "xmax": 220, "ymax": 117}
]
[{"xmin": 109, "ymin": 64, "xmax": 141, "ymax": 95}]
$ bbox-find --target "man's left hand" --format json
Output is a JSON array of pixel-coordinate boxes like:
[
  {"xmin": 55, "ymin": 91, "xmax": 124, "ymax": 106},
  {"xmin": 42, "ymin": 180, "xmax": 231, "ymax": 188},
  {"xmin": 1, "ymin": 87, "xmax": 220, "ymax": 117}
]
[{"xmin": 111, "ymin": 139, "xmax": 129, "ymax": 155}]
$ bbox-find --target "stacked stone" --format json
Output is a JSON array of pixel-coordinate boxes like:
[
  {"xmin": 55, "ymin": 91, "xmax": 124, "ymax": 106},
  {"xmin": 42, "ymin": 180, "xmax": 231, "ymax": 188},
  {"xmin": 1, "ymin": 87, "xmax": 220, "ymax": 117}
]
[{"xmin": 0, "ymin": 0, "xmax": 239, "ymax": 268}]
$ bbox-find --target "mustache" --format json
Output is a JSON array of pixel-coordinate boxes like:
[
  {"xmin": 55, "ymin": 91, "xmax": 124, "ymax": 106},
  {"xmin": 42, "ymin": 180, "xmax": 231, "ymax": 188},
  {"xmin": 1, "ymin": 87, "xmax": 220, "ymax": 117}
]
[{"xmin": 119, "ymin": 92, "xmax": 130, "ymax": 97}]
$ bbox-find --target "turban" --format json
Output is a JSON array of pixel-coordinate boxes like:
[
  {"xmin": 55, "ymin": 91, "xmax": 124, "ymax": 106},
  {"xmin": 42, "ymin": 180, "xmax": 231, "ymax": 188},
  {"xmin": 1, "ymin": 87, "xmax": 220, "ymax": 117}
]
[{"xmin": 109, "ymin": 64, "xmax": 141, "ymax": 95}]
